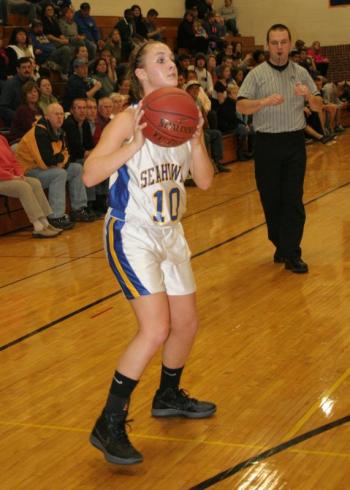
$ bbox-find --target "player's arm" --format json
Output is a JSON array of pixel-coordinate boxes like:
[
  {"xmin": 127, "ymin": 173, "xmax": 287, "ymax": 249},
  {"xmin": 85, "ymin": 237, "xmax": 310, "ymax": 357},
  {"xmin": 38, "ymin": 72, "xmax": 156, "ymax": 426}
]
[
  {"xmin": 189, "ymin": 110, "xmax": 214, "ymax": 190},
  {"xmin": 83, "ymin": 106, "xmax": 145, "ymax": 187}
]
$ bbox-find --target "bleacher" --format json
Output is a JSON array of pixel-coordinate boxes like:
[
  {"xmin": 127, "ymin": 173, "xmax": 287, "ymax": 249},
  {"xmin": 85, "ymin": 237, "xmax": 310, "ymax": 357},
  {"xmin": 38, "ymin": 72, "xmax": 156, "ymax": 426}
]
[{"xmin": 0, "ymin": 13, "xmax": 348, "ymax": 236}]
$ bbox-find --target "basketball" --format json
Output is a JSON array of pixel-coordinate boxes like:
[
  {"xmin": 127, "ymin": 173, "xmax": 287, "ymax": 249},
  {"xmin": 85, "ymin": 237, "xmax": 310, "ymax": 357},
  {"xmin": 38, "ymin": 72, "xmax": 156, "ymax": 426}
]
[{"xmin": 141, "ymin": 87, "xmax": 199, "ymax": 147}]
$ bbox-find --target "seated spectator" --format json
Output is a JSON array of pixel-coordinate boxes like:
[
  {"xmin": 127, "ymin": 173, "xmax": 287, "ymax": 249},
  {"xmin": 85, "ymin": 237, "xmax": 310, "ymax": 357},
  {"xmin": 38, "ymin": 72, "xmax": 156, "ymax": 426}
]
[
  {"xmin": 252, "ymin": 49, "xmax": 266, "ymax": 66},
  {"xmin": 104, "ymin": 29, "xmax": 122, "ymax": 63},
  {"xmin": 307, "ymin": 41, "xmax": 329, "ymax": 77},
  {"xmin": 63, "ymin": 97, "xmax": 100, "ymax": 210},
  {"xmin": 194, "ymin": 52, "xmax": 214, "ymax": 96},
  {"xmin": 99, "ymin": 48, "xmax": 117, "ymax": 87},
  {"xmin": 322, "ymin": 80, "xmax": 348, "ymax": 130},
  {"xmin": 131, "ymin": 4, "xmax": 148, "ymax": 41},
  {"xmin": 298, "ymin": 47, "xmax": 317, "ymax": 76},
  {"xmin": 0, "ymin": 57, "xmax": 34, "ymax": 126},
  {"xmin": 232, "ymin": 67, "xmax": 244, "ymax": 86},
  {"xmin": 176, "ymin": 53, "xmax": 191, "ymax": 78},
  {"xmin": 92, "ymin": 58, "xmax": 116, "ymax": 98},
  {"xmin": 37, "ymin": 77, "xmax": 58, "ymax": 114},
  {"xmin": 185, "ymin": 79, "xmax": 228, "ymax": 173},
  {"xmin": 313, "ymin": 75, "xmax": 343, "ymax": 135},
  {"xmin": 177, "ymin": 10, "xmax": 209, "ymax": 54},
  {"xmin": 206, "ymin": 53, "xmax": 217, "ymax": 85},
  {"xmin": 0, "ymin": 32, "xmax": 9, "ymax": 82},
  {"xmin": 73, "ymin": 2, "xmax": 104, "ymax": 52},
  {"xmin": 144, "ymin": 9, "xmax": 166, "ymax": 41},
  {"xmin": 63, "ymin": 58, "xmax": 102, "ymax": 111},
  {"xmin": 110, "ymin": 92, "xmax": 128, "ymax": 118},
  {"xmin": 219, "ymin": 0, "xmax": 239, "ymax": 36},
  {"xmin": 186, "ymin": 69, "xmax": 212, "ymax": 114},
  {"xmin": 16, "ymin": 102, "xmax": 95, "ymax": 229},
  {"xmin": 115, "ymin": 9, "xmax": 134, "ymax": 62},
  {"xmin": 86, "ymin": 96, "xmax": 97, "ymax": 135},
  {"xmin": 9, "ymin": 80, "xmax": 43, "ymax": 143},
  {"xmin": 58, "ymin": 6, "xmax": 97, "ymax": 61},
  {"xmin": 213, "ymin": 64, "xmax": 233, "ymax": 99},
  {"xmin": 93, "ymin": 96, "xmax": 113, "ymax": 144},
  {"xmin": 0, "ymin": 134, "xmax": 61, "ymax": 238},
  {"xmin": 29, "ymin": 19, "xmax": 71, "ymax": 79},
  {"xmin": 216, "ymin": 41, "xmax": 234, "ymax": 66},
  {"xmin": 213, "ymin": 83, "xmax": 253, "ymax": 160},
  {"xmin": 303, "ymin": 106, "xmax": 334, "ymax": 144},
  {"xmin": 116, "ymin": 77, "xmax": 135, "ymax": 103},
  {"xmin": 289, "ymin": 49, "xmax": 300, "ymax": 64},
  {"xmin": 203, "ymin": 11, "xmax": 225, "ymax": 53},
  {"xmin": 193, "ymin": 18, "xmax": 208, "ymax": 45},
  {"xmin": 6, "ymin": 27, "xmax": 35, "ymax": 77},
  {"xmin": 1, "ymin": 0, "xmax": 37, "ymax": 26},
  {"xmin": 185, "ymin": 0, "xmax": 212, "ymax": 19}
]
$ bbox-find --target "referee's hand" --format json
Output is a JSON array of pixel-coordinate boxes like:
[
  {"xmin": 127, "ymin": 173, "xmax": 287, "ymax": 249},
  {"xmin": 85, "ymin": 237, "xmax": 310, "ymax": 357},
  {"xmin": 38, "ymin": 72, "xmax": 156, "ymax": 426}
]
[
  {"xmin": 262, "ymin": 94, "xmax": 284, "ymax": 106},
  {"xmin": 294, "ymin": 83, "xmax": 311, "ymax": 98}
]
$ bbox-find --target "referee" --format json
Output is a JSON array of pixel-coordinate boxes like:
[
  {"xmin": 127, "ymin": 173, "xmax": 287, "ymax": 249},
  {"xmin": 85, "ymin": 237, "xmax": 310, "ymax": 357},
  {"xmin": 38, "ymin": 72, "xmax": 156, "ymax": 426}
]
[{"xmin": 237, "ymin": 24, "xmax": 322, "ymax": 273}]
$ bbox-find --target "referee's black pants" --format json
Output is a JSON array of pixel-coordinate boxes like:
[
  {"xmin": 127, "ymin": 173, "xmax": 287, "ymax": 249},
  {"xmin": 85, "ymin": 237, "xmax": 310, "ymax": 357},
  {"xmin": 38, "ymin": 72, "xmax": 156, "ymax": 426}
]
[{"xmin": 254, "ymin": 130, "xmax": 306, "ymax": 259}]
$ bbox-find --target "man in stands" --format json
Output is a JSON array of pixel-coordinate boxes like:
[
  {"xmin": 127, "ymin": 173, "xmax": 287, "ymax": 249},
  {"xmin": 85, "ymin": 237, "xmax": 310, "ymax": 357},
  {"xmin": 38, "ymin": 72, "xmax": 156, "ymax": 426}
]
[
  {"xmin": 0, "ymin": 57, "xmax": 33, "ymax": 126},
  {"xmin": 93, "ymin": 96, "xmax": 113, "ymax": 144},
  {"xmin": 16, "ymin": 103, "xmax": 95, "ymax": 230},
  {"xmin": 63, "ymin": 58, "xmax": 102, "ymax": 111},
  {"xmin": 73, "ymin": 2, "xmax": 104, "ymax": 52}
]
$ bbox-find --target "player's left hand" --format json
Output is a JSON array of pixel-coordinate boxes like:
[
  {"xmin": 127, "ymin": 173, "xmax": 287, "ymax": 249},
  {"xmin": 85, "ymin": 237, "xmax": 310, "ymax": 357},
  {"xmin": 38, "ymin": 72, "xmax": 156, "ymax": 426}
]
[
  {"xmin": 295, "ymin": 83, "xmax": 311, "ymax": 99},
  {"xmin": 190, "ymin": 109, "xmax": 204, "ymax": 147}
]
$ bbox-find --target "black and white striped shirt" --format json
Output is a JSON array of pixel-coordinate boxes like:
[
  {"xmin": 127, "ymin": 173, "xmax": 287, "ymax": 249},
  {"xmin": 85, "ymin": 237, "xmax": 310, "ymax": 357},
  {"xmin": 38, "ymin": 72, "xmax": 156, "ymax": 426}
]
[{"xmin": 238, "ymin": 61, "xmax": 318, "ymax": 133}]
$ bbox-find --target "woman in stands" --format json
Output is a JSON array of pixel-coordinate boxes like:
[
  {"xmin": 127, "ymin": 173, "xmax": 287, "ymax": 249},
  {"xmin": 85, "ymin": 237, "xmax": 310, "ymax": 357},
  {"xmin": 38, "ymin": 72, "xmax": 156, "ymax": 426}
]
[
  {"xmin": 6, "ymin": 27, "xmax": 35, "ymax": 77},
  {"xmin": 8, "ymin": 80, "xmax": 43, "ymax": 144},
  {"xmin": 0, "ymin": 134, "xmax": 61, "ymax": 238}
]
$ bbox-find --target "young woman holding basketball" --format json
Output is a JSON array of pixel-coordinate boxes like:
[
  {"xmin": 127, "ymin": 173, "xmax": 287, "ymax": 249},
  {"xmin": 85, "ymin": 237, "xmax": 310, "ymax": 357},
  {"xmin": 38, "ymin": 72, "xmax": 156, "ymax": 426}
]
[{"xmin": 83, "ymin": 41, "xmax": 216, "ymax": 465}]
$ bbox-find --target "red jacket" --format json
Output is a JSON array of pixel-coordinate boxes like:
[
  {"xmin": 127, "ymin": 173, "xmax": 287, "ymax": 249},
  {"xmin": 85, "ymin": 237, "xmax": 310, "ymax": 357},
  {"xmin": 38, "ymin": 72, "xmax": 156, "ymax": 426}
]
[{"xmin": 0, "ymin": 135, "xmax": 24, "ymax": 180}]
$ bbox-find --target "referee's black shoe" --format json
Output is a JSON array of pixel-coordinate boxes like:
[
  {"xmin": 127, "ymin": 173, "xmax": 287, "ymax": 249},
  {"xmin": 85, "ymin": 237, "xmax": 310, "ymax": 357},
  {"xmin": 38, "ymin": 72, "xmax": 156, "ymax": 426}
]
[
  {"xmin": 273, "ymin": 251, "xmax": 285, "ymax": 263},
  {"xmin": 151, "ymin": 387, "xmax": 217, "ymax": 419},
  {"xmin": 285, "ymin": 257, "xmax": 309, "ymax": 273},
  {"xmin": 90, "ymin": 410, "xmax": 143, "ymax": 465}
]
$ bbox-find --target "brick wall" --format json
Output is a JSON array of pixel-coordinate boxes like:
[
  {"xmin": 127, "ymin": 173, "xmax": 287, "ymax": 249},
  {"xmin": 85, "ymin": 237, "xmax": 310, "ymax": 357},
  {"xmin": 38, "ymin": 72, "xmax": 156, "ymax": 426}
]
[{"xmin": 323, "ymin": 45, "xmax": 350, "ymax": 82}]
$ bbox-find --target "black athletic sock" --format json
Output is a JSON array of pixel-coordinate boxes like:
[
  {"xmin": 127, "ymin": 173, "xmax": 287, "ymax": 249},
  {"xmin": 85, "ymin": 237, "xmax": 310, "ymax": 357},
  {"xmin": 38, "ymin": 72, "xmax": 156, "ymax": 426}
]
[
  {"xmin": 159, "ymin": 364, "xmax": 184, "ymax": 392},
  {"xmin": 105, "ymin": 371, "xmax": 139, "ymax": 416}
]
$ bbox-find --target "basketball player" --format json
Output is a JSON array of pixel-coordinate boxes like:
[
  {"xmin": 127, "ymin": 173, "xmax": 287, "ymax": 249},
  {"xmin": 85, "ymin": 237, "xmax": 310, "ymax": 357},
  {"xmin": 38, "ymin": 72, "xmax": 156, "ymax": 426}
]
[{"xmin": 83, "ymin": 41, "xmax": 216, "ymax": 465}]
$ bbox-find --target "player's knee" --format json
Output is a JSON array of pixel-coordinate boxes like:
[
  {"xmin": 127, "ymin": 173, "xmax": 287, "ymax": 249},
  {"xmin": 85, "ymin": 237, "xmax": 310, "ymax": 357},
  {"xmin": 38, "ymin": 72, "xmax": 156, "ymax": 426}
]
[{"xmin": 144, "ymin": 324, "xmax": 170, "ymax": 349}]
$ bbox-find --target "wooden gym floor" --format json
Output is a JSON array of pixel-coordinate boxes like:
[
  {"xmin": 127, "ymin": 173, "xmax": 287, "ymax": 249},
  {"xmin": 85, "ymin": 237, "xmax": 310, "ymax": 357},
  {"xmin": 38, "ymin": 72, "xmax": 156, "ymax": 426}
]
[{"xmin": 1, "ymin": 132, "xmax": 350, "ymax": 489}]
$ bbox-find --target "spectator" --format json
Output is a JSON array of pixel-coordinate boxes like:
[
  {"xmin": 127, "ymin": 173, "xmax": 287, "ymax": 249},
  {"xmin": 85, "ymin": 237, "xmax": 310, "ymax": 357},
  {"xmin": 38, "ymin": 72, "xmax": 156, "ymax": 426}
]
[
  {"xmin": 115, "ymin": 8, "xmax": 134, "ymax": 62},
  {"xmin": 16, "ymin": 102, "xmax": 95, "ymax": 229},
  {"xmin": 0, "ymin": 31, "xmax": 9, "ymax": 82},
  {"xmin": 194, "ymin": 52, "xmax": 214, "ymax": 96},
  {"xmin": 110, "ymin": 92, "xmax": 128, "ymax": 118},
  {"xmin": 92, "ymin": 58, "xmax": 115, "ymax": 98},
  {"xmin": 0, "ymin": 57, "xmax": 34, "ymax": 126},
  {"xmin": 131, "ymin": 4, "xmax": 148, "ymax": 41},
  {"xmin": 29, "ymin": 18, "xmax": 71, "ymax": 79},
  {"xmin": 63, "ymin": 58, "xmax": 102, "ymax": 111},
  {"xmin": 93, "ymin": 96, "xmax": 113, "ymax": 144},
  {"xmin": 206, "ymin": 53, "xmax": 217, "ymax": 85},
  {"xmin": 6, "ymin": 27, "xmax": 35, "ymax": 77},
  {"xmin": 58, "ymin": 5, "xmax": 97, "ymax": 61},
  {"xmin": 99, "ymin": 48, "xmax": 117, "ymax": 87},
  {"xmin": 307, "ymin": 41, "xmax": 329, "ymax": 77},
  {"xmin": 38, "ymin": 77, "xmax": 58, "ymax": 114},
  {"xmin": 176, "ymin": 53, "xmax": 191, "ymax": 78},
  {"xmin": 0, "ymin": 134, "xmax": 61, "ymax": 238},
  {"xmin": 185, "ymin": 79, "xmax": 228, "ymax": 173},
  {"xmin": 144, "ymin": 9, "xmax": 166, "ymax": 41},
  {"xmin": 177, "ymin": 10, "xmax": 209, "ymax": 54},
  {"xmin": 322, "ymin": 80, "xmax": 348, "ymax": 131},
  {"xmin": 73, "ymin": 2, "xmax": 104, "ymax": 51},
  {"xmin": 9, "ymin": 80, "xmax": 43, "ymax": 143},
  {"xmin": 203, "ymin": 11, "xmax": 225, "ymax": 53},
  {"xmin": 219, "ymin": 0, "xmax": 239, "ymax": 36},
  {"xmin": 298, "ymin": 48, "xmax": 317, "ymax": 76},
  {"xmin": 252, "ymin": 49, "xmax": 266, "ymax": 66},
  {"xmin": 104, "ymin": 28, "xmax": 122, "ymax": 63},
  {"xmin": 86, "ymin": 96, "xmax": 97, "ymax": 135},
  {"xmin": 232, "ymin": 67, "xmax": 244, "ymax": 86}
]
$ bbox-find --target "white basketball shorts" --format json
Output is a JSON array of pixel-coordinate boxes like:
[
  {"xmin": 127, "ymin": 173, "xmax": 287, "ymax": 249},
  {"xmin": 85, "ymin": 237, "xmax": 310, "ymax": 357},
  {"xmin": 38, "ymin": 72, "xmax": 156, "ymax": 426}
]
[{"xmin": 104, "ymin": 216, "xmax": 196, "ymax": 299}]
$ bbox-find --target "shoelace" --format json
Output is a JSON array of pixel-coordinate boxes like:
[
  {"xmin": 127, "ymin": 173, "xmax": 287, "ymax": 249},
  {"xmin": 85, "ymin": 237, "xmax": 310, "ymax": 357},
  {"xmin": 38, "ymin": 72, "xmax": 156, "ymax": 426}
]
[{"xmin": 109, "ymin": 416, "xmax": 134, "ymax": 445}]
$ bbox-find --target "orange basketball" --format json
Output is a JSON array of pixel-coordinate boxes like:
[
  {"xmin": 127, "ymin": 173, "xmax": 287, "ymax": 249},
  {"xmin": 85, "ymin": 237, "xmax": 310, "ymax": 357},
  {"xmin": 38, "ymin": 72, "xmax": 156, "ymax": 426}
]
[{"xmin": 141, "ymin": 87, "xmax": 199, "ymax": 147}]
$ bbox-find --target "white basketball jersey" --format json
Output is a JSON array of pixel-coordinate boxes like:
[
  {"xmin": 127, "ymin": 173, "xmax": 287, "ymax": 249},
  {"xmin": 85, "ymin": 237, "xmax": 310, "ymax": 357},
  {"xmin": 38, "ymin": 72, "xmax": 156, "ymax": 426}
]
[{"xmin": 108, "ymin": 138, "xmax": 192, "ymax": 227}]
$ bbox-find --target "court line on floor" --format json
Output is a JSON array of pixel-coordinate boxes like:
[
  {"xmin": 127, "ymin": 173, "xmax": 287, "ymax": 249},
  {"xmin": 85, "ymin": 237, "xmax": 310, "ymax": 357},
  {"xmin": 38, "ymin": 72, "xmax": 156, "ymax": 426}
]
[
  {"xmin": 283, "ymin": 367, "xmax": 350, "ymax": 440},
  {"xmin": 0, "ymin": 418, "xmax": 349, "ymax": 462},
  {"xmin": 188, "ymin": 415, "xmax": 350, "ymax": 489},
  {"xmin": 0, "ymin": 188, "xmax": 257, "ymax": 290},
  {"xmin": 1, "ymin": 181, "xmax": 350, "ymax": 352}
]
